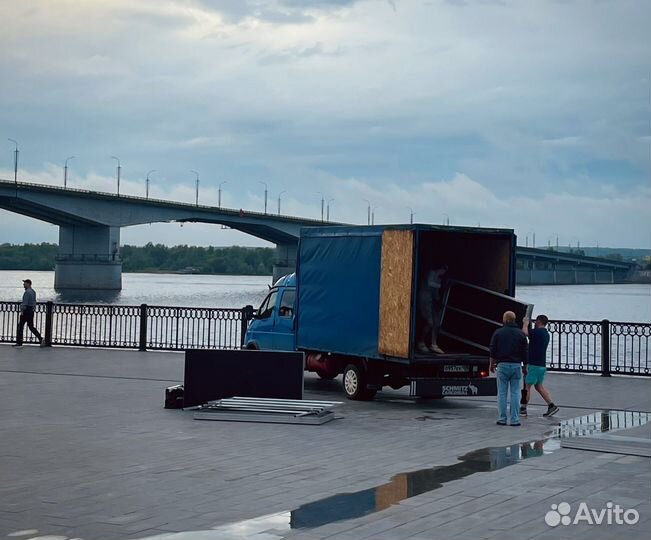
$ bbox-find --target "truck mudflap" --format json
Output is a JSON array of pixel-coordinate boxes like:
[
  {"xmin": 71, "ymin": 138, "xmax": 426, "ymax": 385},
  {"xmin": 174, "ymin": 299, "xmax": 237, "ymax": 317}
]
[{"xmin": 410, "ymin": 377, "xmax": 497, "ymax": 398}]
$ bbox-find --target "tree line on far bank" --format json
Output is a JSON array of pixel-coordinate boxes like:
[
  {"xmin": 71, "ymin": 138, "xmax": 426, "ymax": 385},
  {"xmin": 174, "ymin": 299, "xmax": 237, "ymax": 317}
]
[
  {"xmin": 1, "ymin": 242, "xmax": 648, "ymax": 274},
  {"xmin": 0, "ymin": 243, "xmax": 275, "ymax": 275}
]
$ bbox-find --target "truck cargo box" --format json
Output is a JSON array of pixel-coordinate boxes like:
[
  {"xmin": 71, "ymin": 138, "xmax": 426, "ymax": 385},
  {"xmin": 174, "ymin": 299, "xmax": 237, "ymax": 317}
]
[{"xmin": 295, "ymin": 224, "xmax": 529, "ymax": 362}]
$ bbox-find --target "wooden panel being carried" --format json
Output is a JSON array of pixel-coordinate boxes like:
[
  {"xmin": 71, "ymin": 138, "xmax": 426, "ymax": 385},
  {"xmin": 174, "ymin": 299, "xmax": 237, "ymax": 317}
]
[{"xmin": 378, "ymin": 229, "xmax": 414, "ymax": 358}]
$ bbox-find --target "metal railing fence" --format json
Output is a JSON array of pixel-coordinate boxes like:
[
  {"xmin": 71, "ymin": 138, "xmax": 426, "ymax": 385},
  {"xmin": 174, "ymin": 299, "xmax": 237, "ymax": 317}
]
[
  {"xmin": 0, "ymin": 301, "xmax": 254, "ymax": 351},
  {"xmin": 1, "ymin": 302, "xmax": 649, "ymax": 376}
]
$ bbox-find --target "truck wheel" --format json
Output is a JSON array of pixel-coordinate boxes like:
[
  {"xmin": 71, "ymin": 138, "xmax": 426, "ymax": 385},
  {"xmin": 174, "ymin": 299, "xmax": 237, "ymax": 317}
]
[
  {"xmin": 316, "ymin": 370, "xmax": 336, "ymax": 380},
  {"xmin": 342, "ymin": 364, "xmax": 376, "ymax": 401}
]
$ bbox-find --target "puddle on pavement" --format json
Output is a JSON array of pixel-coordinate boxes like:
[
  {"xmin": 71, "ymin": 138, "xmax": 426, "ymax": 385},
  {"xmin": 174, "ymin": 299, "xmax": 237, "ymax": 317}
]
[{"xmin": 14, "ymin": 410, "xmax": 648, "ymax": 540}]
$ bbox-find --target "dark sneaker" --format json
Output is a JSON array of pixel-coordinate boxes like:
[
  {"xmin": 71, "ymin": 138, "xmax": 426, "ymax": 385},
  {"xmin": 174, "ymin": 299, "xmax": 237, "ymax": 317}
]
[
  {"xmin": 12, "ymin": 344, "xmax": 22, "ymax": 347},
  {"xmin": 496, "ymin": 420, "xmax": 507, "ymax": 426},
  {"xmin": 520, "ymin": 407, "xmax": 528, "ymax": 417},
  {"xmin": 543, "ymin": 405, "xmax": 560, "ymax": 417},
  {"xmin": 511, "ymin": 422, "xmax": 521, "ymax": 427}
]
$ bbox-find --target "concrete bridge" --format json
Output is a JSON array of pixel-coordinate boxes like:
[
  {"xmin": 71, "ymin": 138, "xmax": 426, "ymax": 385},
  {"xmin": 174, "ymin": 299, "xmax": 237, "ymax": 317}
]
[
  {"xmin": 0, "ymin": 179, "xmax": 637, "ymax": 290},
  {"xmin": 0, "ymin": 179, "xmax": 328, "ymax": 289},
  {"xmin": 516, "ymin": 246, "xmax": 635, "ymax": 285}
]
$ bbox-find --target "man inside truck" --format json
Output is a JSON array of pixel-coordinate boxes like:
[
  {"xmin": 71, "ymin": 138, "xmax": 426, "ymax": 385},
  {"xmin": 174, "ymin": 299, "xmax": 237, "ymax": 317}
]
[{"xmin": 416, "ymin": 265, "xmax": 448, "ymax": 354}]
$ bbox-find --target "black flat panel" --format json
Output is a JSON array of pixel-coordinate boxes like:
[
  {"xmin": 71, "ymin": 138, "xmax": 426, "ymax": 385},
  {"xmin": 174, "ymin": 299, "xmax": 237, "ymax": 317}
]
[
  {"xmin": 183, "ymin": 349, "xmax": 305, "ymax": 407},
  {"xmin": 440, "ymin": 280, "xmax": 533, "ymax": 353},
  {"xmin": 445, "ymin": 280, "xmax": 531, "ymax": 325}
]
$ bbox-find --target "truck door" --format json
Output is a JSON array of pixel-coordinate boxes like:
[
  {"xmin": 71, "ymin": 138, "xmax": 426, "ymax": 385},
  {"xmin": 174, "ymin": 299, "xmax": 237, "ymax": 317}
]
[
  {"xmin": 247, "ymin": 288, "xmax": 279, "ymax": 349},
  {"xmin": 273, "ymin": 288, "xmax": 296, "ymax": 351}
]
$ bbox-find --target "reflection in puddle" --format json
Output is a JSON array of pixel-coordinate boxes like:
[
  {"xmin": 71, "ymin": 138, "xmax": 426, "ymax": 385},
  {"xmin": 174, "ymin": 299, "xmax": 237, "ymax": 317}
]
[
  {"xmin": 290, "ymin": 439, "xmax": 557, "ymax": 529},
  {"xmin": 549, "ymin": 410, "xmax": 649, "ymax": 439},
  {"xmin": 125, "ymin": 410, "xmax": 651, "ymax": 539}
]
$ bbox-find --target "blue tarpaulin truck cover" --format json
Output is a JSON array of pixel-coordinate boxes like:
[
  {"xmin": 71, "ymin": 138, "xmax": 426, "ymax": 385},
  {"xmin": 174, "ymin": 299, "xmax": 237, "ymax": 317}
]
[
  {"xmin": 295, "ymin": 224, "xmax": 519, "ymax": 361},
  {"xmin": 296, "ymin": 227, "xmax": 384, "ymax": 358}
]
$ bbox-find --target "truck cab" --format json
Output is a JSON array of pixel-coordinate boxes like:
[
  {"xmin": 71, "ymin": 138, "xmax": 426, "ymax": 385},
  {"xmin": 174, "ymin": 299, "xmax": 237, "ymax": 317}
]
[{"xmin": 245, "ymin": 273, "xmax": 296, "ymax": 352}]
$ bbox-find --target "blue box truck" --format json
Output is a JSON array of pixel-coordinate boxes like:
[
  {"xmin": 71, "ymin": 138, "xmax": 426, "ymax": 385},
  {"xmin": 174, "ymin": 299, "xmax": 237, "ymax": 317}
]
[{"xmin": 244, "ymin": 224, "xmax": 531, "ymax": 400}]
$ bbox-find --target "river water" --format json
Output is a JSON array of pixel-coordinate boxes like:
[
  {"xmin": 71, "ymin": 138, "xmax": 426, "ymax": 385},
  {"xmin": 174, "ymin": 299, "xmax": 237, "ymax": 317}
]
[{"xmin": 0, "ymin": 271, "xmax": 649, "ymax": 323}]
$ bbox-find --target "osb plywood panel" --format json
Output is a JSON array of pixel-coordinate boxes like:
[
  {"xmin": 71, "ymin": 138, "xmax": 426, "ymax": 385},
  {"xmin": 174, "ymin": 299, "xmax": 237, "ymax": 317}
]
[{"xmin": 379, "ymin": 229, "xmax": 414, "ymax": 358}]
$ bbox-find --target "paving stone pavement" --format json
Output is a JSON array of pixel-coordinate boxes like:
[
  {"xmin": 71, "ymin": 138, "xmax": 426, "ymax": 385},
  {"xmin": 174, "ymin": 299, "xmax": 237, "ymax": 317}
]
[{"xmin": 1, "ymin": 344, "xmax": 649, "ymax": 540}]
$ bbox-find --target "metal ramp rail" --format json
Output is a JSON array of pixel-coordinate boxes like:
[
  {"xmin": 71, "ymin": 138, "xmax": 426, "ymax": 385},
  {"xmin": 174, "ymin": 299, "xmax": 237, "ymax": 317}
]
[{"xmin": 193, "ymin": 397, "xmax": 343, "ymax": 425}]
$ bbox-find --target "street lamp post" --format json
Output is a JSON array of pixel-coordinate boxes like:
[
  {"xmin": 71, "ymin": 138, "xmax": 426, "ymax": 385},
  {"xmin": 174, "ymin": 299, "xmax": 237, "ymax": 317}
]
[
  {"xmin": 372, "ymin": 206, "xmax": 380, "ymax": 226},
  {"xmin": 406, "ymin": 206, "xmax": 414, "ymax": 224},
  {"xmin": 443, "ymin": 214, "xmax": 450, "ymax": 226},
  {"xmin": 258, "ymin": 181, "xmax": 268, "ymax": 214},
  {"xmin": 146, "ymin": 170, "xmax": 156, "ymax": 199},
  {"xmin": 111, "ymin": 156, "xmax": 121, "ymax": 195},
  {"xmin": 316, "ymin": 192, "xmax": 325, "ymax": 222},
  {"xmin": 191, "ymin": 170, "xmax": 199, "ymax": 206},
  {"xmin": 8, "ymin": 139, "xmax": 18, "ymax": 187},
  {"xmin": 277, "ymin": 191, "xmax": 286, "ymax": 215},
  {"xmin": 327, "ymin": 199, "xmax": 334, "ymax": 222},
  {"xmin": 218, "ymin": 181, "xmax": 228, "ymax": 209},
  {"xmin": 64, "ymin": 156, "xmax": 75, "ymax": 188},
  {"xmin": 363, "ymin": 199, "xmax": 371, "ymax": 225},
  {"xmin": 524, "ymin": 230, "xmax": 535, "ymax": 248}
]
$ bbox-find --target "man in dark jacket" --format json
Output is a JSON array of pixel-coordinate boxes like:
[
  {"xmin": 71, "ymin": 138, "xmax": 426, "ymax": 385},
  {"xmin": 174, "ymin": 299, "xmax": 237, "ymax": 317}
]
[
  {"xmin": 14, "ymin": 278, "xmax": 43, "ymax": 347},
  {"xmin": 490, "ymin": 311, "xmax": 528, "ymax": 426}
]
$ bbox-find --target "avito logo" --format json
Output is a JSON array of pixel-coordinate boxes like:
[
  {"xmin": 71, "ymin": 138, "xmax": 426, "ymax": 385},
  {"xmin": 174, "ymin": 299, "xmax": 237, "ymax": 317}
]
[{"xmin": 545, "ymin": 502, "xmax": 640, "ymax": 527}]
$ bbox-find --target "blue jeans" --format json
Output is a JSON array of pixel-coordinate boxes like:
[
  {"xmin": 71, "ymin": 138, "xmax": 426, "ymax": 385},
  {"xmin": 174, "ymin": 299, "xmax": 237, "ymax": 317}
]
[{"xmin": 496, "ymin": 363, "xmax": 522, "ymax": 424}]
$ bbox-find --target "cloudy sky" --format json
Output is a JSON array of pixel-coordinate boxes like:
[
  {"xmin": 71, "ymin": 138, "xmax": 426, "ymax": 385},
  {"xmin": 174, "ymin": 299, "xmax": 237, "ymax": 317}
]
[{"xmin": 1, "ymin": 0, "xmax": 649, "ymax": 248}]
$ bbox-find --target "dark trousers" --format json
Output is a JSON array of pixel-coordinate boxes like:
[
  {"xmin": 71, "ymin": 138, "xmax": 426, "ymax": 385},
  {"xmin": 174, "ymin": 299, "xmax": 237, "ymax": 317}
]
[{"xmin": 17, "ymin": 308, "xmax": 42, "ymax": 345}]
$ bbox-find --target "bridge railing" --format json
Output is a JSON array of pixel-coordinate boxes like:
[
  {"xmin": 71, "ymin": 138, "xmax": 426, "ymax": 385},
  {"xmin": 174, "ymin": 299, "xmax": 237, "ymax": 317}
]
[
  {"xmin": 1, "ymin": 302, "xmax": 649, "ymax": 376},
  {"xmin": 0, "ymin": 301, "xmax": 255, "ymax": 351}
]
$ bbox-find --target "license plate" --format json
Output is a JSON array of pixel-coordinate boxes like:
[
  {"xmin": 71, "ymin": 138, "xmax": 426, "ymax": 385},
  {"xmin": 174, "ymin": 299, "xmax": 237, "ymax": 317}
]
[{"xmin": 444, "ymin": 365, "xmax": 469, "ymax": 373}]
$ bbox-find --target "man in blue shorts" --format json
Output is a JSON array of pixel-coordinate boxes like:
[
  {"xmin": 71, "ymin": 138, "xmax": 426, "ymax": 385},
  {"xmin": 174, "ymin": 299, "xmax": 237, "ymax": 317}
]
[{"xmin": 520, "ymin": 314, "xmax": 559, "ymax": 417}]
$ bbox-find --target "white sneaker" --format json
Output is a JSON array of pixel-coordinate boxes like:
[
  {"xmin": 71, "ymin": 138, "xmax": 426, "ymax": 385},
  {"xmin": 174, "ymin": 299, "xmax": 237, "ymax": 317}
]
[{"xmin": 429, "ymin": 344, "xmax": 445, "ymax": 354}]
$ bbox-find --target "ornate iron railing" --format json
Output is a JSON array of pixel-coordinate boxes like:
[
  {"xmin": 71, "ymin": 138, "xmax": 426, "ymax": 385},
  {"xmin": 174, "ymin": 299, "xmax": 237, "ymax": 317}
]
[
  {"xmin": 0, "ymin": 301, "xmax": 254, "ymax": 351},
  {"xmin": 1, "ymin": 303, "xmax": 649, "ymax": 375},
  {"xmin": 546, "ymin": 320, "xmax": 650, "ymax": 376}
]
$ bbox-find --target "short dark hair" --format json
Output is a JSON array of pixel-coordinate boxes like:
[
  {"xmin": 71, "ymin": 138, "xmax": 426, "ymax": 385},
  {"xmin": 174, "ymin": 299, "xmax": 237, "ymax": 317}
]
[
  {"xmin": 23, "ymin": 279, "xmax": 32, "ymax": 285},
  {"xmin": 536, "ymin": 314, "xmax": 549, "ymax": 326}
]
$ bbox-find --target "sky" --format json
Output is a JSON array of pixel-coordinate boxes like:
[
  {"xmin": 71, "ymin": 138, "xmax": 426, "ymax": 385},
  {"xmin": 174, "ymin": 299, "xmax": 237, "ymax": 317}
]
[{"xmin": 1, "ymin": 0, "xmax": 650, "ymax": 249}]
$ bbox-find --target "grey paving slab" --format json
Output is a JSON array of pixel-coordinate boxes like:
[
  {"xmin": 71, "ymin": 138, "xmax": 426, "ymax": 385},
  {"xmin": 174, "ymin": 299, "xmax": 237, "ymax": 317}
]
[{"xmin": 1, "ymin": 344, "xmax": 650, "ymax": 540}]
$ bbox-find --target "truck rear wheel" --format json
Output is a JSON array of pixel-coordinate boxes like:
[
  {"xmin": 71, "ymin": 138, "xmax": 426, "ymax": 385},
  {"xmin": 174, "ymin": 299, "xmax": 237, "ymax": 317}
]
[{"xmin": 342, "ymin": 364, "xmax": 377, "ymax": 401}]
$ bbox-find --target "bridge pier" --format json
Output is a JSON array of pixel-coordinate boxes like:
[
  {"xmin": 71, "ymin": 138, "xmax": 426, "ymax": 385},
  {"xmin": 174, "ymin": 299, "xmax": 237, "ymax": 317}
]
[
  {"xmin": 54, "ymin": 225, "xmax": 122, "ymax": 290},
  {"xmin": 272, "ymin": 243, "xmax": 297, "ymax": 283}
]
